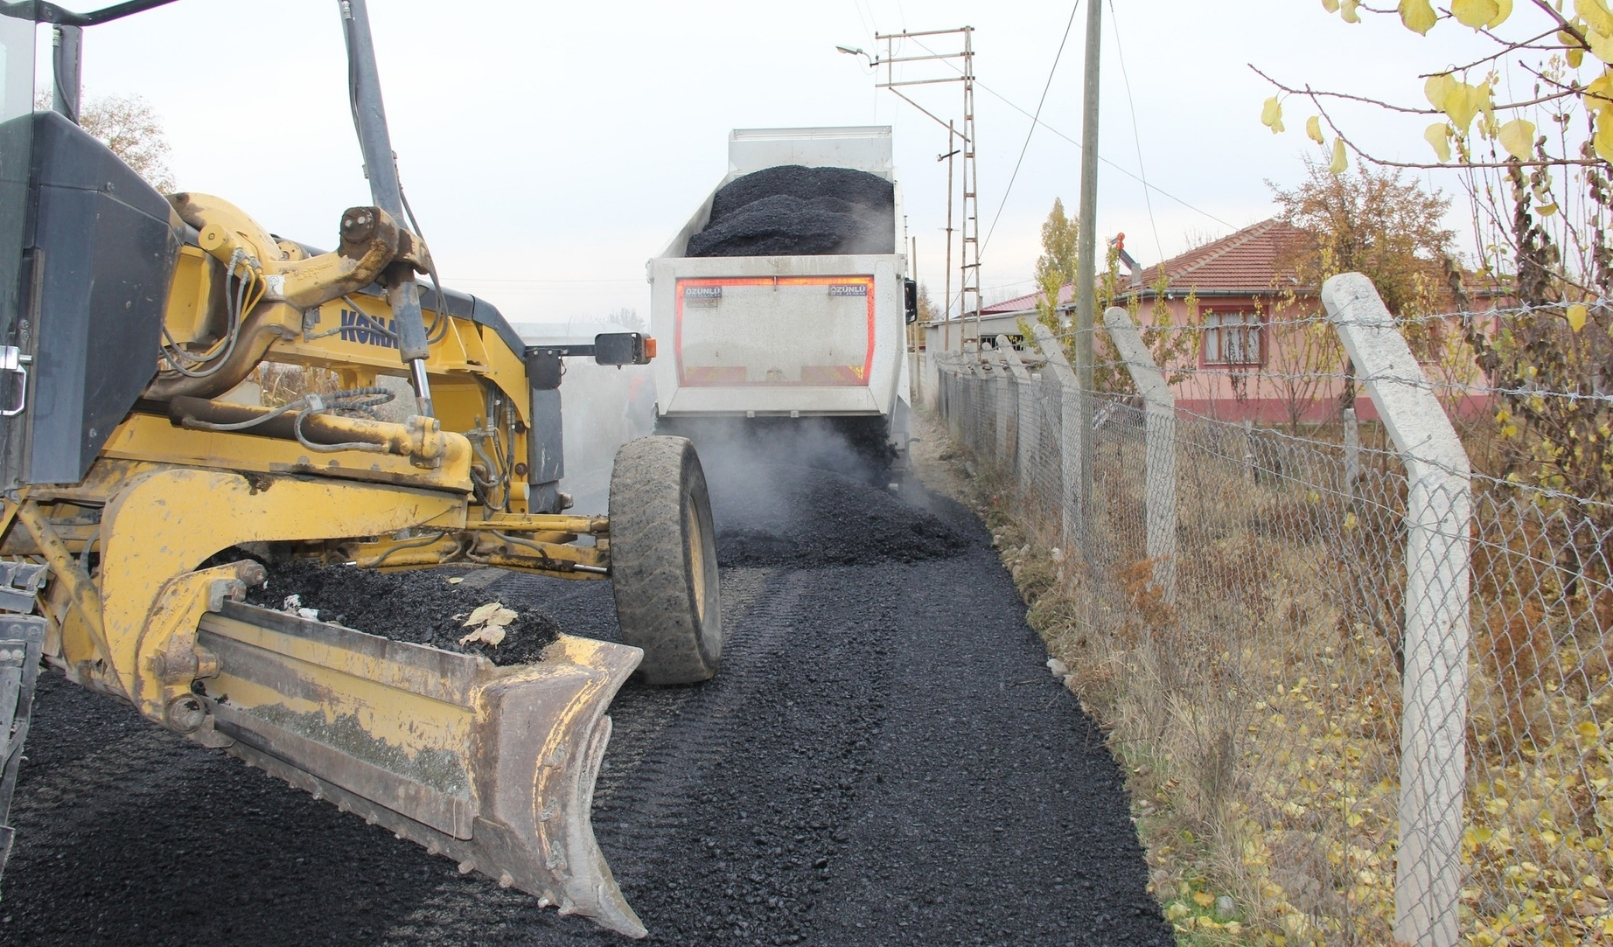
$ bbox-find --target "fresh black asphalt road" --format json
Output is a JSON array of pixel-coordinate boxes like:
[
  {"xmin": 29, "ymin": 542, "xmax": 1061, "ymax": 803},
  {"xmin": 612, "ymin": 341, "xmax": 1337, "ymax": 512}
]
[{"xmin": 1, "ymin": 465, "xmax": 1170, "ymax": 946}]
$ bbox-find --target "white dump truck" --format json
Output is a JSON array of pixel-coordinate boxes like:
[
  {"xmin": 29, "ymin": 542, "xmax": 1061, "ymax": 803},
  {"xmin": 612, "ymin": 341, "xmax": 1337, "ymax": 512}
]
[{"xmin": 648, "ymin": 126, "xmax": 916, "ymax": 476}]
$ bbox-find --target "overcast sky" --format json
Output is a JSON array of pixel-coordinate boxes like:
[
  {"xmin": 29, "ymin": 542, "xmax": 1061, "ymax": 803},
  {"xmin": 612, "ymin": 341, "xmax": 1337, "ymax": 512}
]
[{"xmin": 33, "ymin": 0, "xmax": 1492, "ymax": 323}]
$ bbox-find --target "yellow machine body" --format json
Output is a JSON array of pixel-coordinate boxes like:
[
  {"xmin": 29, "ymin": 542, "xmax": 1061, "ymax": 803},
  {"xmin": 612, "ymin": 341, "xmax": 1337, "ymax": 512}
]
[{"xmin": 0, "ymin": 192, "xmax": 658, "ymax": 937}]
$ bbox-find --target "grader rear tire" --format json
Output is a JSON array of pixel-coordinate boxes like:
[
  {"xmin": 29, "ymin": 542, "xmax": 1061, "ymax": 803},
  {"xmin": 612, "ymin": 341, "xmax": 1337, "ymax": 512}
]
[{"xmin": 609, "ymin": 436, "xmax": 722, "ymax": 685}]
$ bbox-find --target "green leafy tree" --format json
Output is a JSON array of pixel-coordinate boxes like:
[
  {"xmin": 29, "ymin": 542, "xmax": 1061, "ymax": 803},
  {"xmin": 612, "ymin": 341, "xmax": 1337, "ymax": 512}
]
[
  {"xmin": 1034, "ymin": 198, "xmax": 1078, "ymax": 330},
  {"xmin": 1023, "ymin": 199, "xmax": 1198, "ymax": 395}
]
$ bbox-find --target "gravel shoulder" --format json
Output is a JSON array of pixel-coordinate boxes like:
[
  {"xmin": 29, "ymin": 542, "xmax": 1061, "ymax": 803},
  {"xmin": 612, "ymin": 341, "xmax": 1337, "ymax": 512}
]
[{"xmin": 2, "ymin": 419, "xmax": 1168, "ymax": 947}]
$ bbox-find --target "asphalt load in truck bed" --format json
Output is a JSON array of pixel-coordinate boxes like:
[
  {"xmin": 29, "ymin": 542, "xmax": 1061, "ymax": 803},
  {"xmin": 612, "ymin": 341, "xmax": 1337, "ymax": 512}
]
[
  {"xmin": 685, "ymin": 165, "xmax": 896, "ymax": 258},
  {"xmin": 3, "ymin": 469, "xmax": 1171, "ymax": 946}
]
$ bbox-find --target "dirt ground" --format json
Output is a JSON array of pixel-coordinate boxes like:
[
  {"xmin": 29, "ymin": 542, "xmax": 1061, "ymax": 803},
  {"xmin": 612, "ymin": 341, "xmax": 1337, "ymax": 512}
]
[{"xmin": 0, "ymin": 415, "xmax": 1169, "ymax": 946}]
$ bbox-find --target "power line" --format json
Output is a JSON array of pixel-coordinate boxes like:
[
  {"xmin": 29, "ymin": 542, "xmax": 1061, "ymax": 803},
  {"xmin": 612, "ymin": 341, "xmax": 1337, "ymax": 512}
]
[
  {"xmin": 847, "ymin": 0, "xmax": 872, "ymax": 43},
  {"xmin": 1107, "ymin": 0, "xmax": 1163, "ymax": 263},
  {"xmin": 980, "ymin": 0, "xmax": 1081, "ymax": 258},
  {"xmin": 908, "ymin": 35, "xmax": 1238, "ymax": 234},
  {"xmin": 859, "ymin": 0, "xmax": 880, "ymax": 37}
]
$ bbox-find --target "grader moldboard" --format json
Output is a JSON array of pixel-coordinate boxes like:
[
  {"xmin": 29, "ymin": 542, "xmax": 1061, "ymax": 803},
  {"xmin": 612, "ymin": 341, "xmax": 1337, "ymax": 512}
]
[{"xmin": 0, "ymin": 0, "xmax": 723, "ymax": 937}]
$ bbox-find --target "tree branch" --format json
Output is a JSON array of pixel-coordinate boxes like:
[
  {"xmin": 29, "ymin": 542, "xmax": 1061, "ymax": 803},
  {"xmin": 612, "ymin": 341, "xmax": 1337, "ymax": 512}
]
[
  {"xmin": 1249, "ymin": 64, "xmax": 1436, "ymax": 115},
  {"xmin": 1418, "ymin": 28, "xmax": 1563, "ymax": 74},
  {"xmin": 1530, "ymin": 0, "xmax": 1590, "ymax": 50},
  {"xmin": 1307, "ymin": 91, "xmax": 1602, "ymax": 170},
  {"xmin": 1253, "ymin": 63, "xmax": 1577, "ymax": 119},
  {"xmin": 1520, "ymin": 63, "xmax": 1613, "ymax": 110}
]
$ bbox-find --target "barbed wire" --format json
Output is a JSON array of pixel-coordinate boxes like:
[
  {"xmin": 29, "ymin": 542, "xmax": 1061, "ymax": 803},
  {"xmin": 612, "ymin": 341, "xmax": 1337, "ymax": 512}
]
[
  {"xmin": 934, "ymin": 359, "xmax": 1613, "ymax": 515},
  {"xmin": 937, "ymin": 345, "xmax": 1613, "ymax": 405},
  {"xmin": 1008, "ymin": 299, "xmax": 1613, "ymax": 339}
]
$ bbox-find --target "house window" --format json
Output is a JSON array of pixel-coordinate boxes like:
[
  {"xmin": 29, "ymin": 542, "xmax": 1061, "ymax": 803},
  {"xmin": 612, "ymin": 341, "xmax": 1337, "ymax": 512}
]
[{"xmin": 1203, "ymin": 312, "xmax": 1262, "ymax": 365}]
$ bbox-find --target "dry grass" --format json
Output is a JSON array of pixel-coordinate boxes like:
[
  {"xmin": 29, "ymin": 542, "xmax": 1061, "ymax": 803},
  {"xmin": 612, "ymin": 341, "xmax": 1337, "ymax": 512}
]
[
  {"xmin": 921, "ymin": 405, "xmax": 1613, "ymax": 947},
  {"xmin": 255, "ymin": 362, "xmax": 344, "ymax": 406}
]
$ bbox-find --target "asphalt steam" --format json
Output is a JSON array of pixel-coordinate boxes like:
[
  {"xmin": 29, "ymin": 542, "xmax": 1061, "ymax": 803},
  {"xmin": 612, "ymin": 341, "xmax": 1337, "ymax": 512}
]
[{"xmin": 696, "ymin": 422, "xmax": 968, "ymax": 569}]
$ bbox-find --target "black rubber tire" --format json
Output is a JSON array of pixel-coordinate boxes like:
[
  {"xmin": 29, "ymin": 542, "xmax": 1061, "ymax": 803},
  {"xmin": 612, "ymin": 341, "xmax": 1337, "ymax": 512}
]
[{"xmin": 608, "ymin": 436, "xmax": 722, "ymax": 685}]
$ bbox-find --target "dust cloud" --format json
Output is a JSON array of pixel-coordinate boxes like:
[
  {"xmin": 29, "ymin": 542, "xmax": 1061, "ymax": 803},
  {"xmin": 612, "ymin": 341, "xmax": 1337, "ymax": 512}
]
[
  {"xmin": 513, "ymin": 320, "xmax": 656, "ymax": 515},
  {"xmin": 658, "ymin": 417, "xmax": 967, "ymax": 568},
  {"xmin": 554, "ymin": 359, "xmax": 656, "ymax": 514}
]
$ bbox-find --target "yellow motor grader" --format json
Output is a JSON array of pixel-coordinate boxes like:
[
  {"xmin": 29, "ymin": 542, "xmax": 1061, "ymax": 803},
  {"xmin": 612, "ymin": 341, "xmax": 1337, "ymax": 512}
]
[{"xmin": 0, "ymin": 0, "xmax": 723, "ymax": 937}]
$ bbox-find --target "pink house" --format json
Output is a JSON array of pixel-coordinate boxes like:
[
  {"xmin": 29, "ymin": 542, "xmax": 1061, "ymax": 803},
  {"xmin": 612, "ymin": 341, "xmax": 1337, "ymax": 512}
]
[{"xmin": 982, "ymin": 219, "xmax": 1491, "ymax": 426}]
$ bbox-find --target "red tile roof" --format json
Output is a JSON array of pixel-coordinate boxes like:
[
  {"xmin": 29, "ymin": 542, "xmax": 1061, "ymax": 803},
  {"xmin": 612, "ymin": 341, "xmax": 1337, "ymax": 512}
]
[
  {"xmin": 982, "ymin": 289, "xmax": 1046, "ymax": 316},
  {"xmin": 1145, "ymin": 218, "xmax": 1304, "ymax": 296},
  {"xmin": 983, "ymin": 282, "xmax": 1073, "ymax": 315},
  {"xmin": 981, "ymin": 218, "xmax": 1306, "ymax": 314}
]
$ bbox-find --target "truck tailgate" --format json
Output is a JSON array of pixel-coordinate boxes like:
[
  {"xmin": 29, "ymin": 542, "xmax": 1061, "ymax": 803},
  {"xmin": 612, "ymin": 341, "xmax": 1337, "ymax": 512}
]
[{"xmin": 676, "ymin": 275, "xmax": 874, "ymax": 387}]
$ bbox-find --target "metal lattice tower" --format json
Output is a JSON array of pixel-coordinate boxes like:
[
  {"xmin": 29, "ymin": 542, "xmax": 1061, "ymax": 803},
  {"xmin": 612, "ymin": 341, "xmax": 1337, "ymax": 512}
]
[
  {"xmin": 869, "ymin": 26, "xmax": 977, "ymax": 351},
  {"xmin": 957, "ymin": 28, "xmax": 979, "ymax": 348}
]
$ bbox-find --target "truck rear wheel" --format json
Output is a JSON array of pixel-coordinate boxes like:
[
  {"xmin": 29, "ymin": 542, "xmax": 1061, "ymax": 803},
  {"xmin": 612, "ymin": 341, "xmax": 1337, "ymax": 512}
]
[{"xmin": 609, "ymin": 436, "xmax": 722, "ymax": 684}]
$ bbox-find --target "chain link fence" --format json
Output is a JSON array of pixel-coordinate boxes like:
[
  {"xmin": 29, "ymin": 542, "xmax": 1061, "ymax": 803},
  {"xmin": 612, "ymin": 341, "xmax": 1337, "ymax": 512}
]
[{"xmin": 930, "ymin": 274, "xmax": 1613, "ymax": 946}]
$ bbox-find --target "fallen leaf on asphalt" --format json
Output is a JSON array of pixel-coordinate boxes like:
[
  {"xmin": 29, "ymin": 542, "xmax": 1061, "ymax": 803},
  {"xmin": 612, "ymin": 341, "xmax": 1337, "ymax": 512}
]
[
  {"xmin": 464, "ymin": 602, "xmax": 518, "ymax": 627},
  {"xmin": 459, "ymin": 623, "xmax": 507, "ymax": 647}
]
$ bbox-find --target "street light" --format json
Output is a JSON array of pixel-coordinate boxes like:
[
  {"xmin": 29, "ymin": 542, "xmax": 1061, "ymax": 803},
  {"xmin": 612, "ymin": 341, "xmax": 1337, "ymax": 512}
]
[{"xmin": 835, "ymin": 45, "xmax": 872, "ymax": 66}]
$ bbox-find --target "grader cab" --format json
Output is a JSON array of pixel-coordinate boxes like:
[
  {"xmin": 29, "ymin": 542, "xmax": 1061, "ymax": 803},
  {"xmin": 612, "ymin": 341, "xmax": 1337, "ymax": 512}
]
[{"xmin": 0, "ymin": 1, "xmax": 722, "ymax": 937}]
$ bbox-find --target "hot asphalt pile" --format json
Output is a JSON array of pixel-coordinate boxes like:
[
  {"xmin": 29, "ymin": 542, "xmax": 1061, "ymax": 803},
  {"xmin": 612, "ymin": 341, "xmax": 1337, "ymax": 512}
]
[
  {"xmin": 243, "ymin": 559, "xmax": 561, "ymax": 665},
  {"xmin": 4, "ymin": 465, "xmax": 1171, "ymax": 946},
  {"xmin": 685, "ymin": 165, "xmax": 895, "ymax": 258},
  {"xmin": 713, "ymin": 464, "xmax": 968, "ymax": 567}
]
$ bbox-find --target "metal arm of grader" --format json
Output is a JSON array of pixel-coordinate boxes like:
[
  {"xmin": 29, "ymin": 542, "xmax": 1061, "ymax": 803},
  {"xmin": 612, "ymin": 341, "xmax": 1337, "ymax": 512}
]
[
  {"xmin": 343, "ymin": 515, "xmax": 612, "ymax": 577},
  {"xmin": 339, "ymin": 0, "xmax": 437, "ymax": 416},
  {"xmin": 148, "ymin": 194, "xmax": 421, "ymax": 403}
]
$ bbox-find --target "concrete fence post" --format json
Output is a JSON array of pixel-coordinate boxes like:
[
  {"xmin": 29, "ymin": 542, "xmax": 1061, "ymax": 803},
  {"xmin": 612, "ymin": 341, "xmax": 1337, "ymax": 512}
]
[
  {"xmin": 1100, "ymin": 307, "xmax": 1177, "ymax": 602},
  {"xmin": 950, "ymin": 356, "xmax": 967, "ymax": 446},
  {"xmin": 1323, "ymin": 273, "xmax": 1471, "ymax": 947},
  {"xmin": 991, "ymin": 349, "xmax": 1012, "ymax": 462},
  {"xmin": 1031, "ymin": 324, "xmax": 1084, "ymax": 554},
  {"xmin": 999, "ymin": 337, "xmax": 1037, "ymax": 494},
  {"xmin": 972, "ymin": 356, "xmax": 989, "ymax": 455},
  {"xmin": 1342, "ymin": 406, "xmax": 1360, "ymax": 502}
]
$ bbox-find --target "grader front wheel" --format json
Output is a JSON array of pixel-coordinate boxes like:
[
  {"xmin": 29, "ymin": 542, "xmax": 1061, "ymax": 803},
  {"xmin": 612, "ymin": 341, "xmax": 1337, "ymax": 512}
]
[{"xmin": 609, "ymin": 436, "xmax": 722, "ymax": 685}]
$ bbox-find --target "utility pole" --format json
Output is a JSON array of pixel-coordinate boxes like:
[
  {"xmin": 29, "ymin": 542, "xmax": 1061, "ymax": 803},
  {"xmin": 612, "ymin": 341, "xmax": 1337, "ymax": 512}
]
[
  {"xmin": 1073, "ymin": 0, "xmax": 1101, "ymax": 538},
  {"xmin": 957, "ymin": 27, "xmax": 979, "ymax": 352},
  {"xmin": 943, "ymin": 122, "xmax": 955, "ymax": 351}
]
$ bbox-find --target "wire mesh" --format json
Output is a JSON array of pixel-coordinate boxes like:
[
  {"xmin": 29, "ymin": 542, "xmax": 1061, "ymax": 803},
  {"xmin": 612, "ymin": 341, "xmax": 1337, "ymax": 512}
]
[{"xmin": 931, "ymin": 327, "xmax": 1613, "ymax": 944}]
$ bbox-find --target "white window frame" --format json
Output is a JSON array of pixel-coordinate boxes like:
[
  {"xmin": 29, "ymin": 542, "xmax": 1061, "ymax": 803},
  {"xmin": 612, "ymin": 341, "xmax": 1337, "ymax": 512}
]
[{"xmin": 1202, "ymin": 311, "xmax": 1262, "ymax": 366}]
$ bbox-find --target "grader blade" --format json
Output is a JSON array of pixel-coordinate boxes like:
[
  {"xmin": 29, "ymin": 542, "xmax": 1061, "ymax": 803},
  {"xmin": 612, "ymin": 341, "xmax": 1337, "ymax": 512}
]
[{"xmin": 192, "ymin": 601, "xmax": 646, "ymax": 938}]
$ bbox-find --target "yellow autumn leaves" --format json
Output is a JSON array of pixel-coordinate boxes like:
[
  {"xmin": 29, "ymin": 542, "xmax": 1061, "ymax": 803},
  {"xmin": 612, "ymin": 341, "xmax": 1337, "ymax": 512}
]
[
  {"xmin": 1497, "ymin": 118, "xmax": 1536, "ymax": 161},
  {"xmin": 1420, "ymin": 73, "xmax": 1536, "ymax": 162},
  {"xmin": 1278, "ymin": 0, "xmax": 1600, "ymax": 167},
  {"xmin": 1320, "ymin": 0, "xmax": 1362, "ymax": 23},
  {"xmin": 1393, "ymin": 0, "xmax": 1511, "ymax": 33},
  {"xmin": 1261, "ymin": 96, "xmax": 1350, "ymax": 173},
  {"xmin": 1568, "ymin": 303, "xmax": 1589, "ymax": 333},
  {"xmin": 1425, "ymin": 73, "xmax": 1489, "ymax": 133},
  {"xmin": 1261, "ymin": 96, "xmax": 1284, "ymax": 134},
  {"xmin": 1584, "ymin": 71, "xmax": 1613, "ymax": 163},
  {"xmin": 1577, "ymin": 0, "xmax": 1613, "ymax": 68}
]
